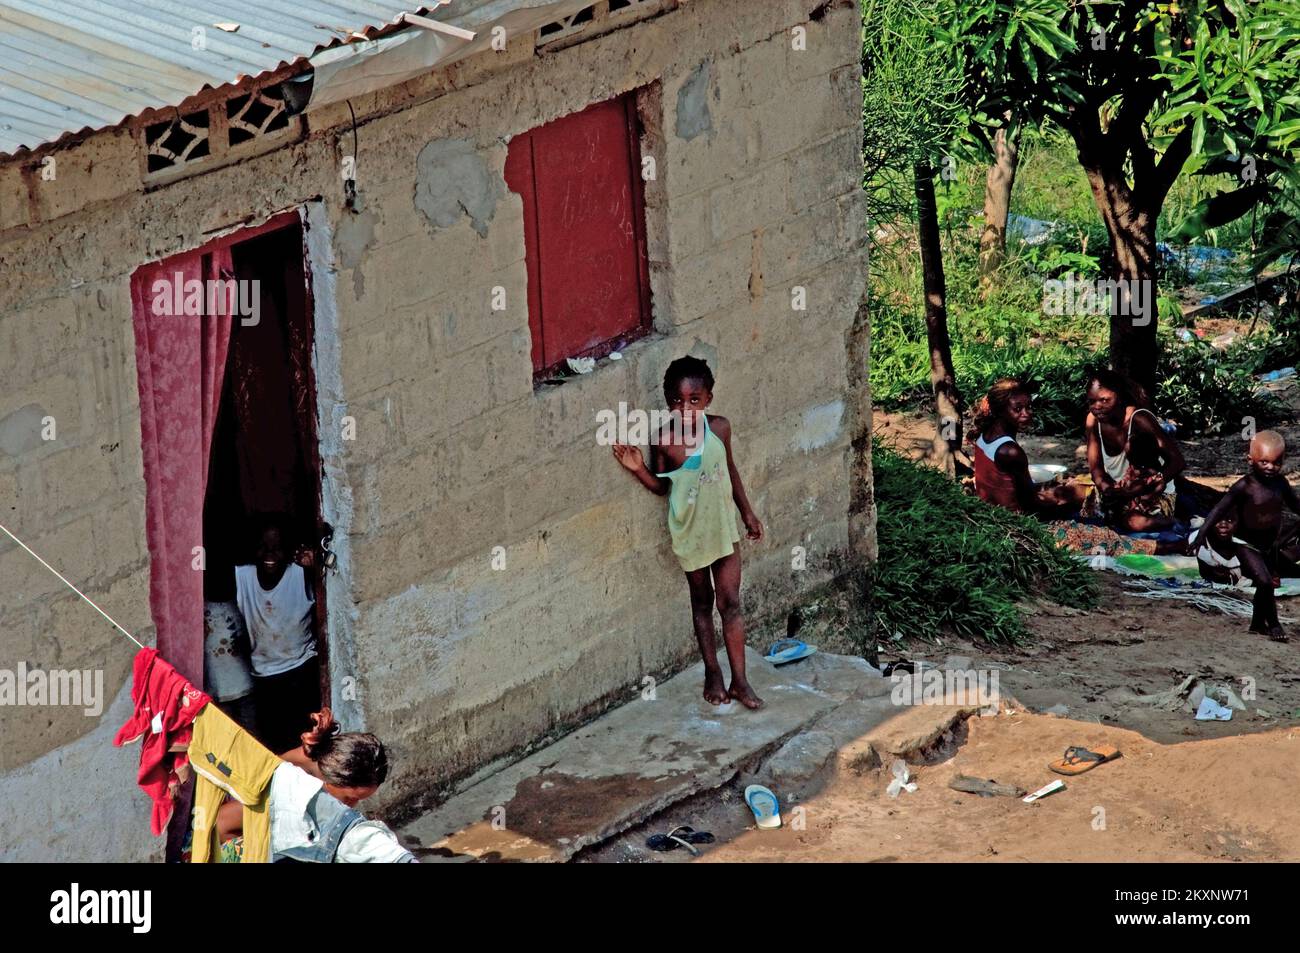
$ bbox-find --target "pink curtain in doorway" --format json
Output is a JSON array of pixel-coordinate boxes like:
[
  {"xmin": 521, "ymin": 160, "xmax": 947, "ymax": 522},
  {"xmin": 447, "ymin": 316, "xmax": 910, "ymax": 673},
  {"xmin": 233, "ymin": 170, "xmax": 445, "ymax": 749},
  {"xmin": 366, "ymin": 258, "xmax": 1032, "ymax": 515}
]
[{"xmin": 129, "ymin": 249, "xmax": 234, "ymax": 684}]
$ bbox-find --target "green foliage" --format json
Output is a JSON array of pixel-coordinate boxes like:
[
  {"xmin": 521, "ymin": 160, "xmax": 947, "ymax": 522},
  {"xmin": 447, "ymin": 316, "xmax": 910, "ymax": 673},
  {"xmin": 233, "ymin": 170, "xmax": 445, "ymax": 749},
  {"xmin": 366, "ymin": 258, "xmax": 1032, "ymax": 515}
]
[
  {"xmin": 1155, "ymin": 2, "xmax": 1300, "ymax": 272},
  {"xmin": 935, "ymin": 0, "xmax": 1076, "ymax": 141},
  {"xmin": 872, "ymin": 331, "xmax": 1103, "ymax": 435},
  {"xmin": 865, "ymin": 3, "xmax": 1300, "ymax": 438},
  {"xmin": 1154, "ymin": 333, "xmax": 1280, "ymax": 434},
  {"xmin": 871, "ymin": 159, "xmax": 1111, "ymax": 433},
  {"xmin": 943, "ymin": 0, "xmax": 1300, "ymax": 289},
  {"xmin": 1003, "ymin": 125, "xmax": 1105, "ymax": 231},
  {"xmin": 1155, "ymin": 0, "xmax": 1300, "ymax": 179},
  {"xmin": 868, "ymin": 441, "xmax": 1097, "ymax": 645},
  {"xmin": 1020, "ymin": 245, "xmax": 1102, "ymax": 279},
  {"xmin": 874, "ymin": 310, "xmax": 1279, "ymax": 437},
  {"xmin": 860, "ymin": 0, "xmax": 968, "ymax": 220}
]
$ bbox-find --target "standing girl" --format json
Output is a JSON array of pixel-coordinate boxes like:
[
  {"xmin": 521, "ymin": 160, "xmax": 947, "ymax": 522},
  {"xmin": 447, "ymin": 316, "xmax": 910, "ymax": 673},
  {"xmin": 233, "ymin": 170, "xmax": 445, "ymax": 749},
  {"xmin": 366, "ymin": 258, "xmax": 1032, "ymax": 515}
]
[{"xmin": 612, "ymin": 357, "xmax": 765, "ymax": 709}]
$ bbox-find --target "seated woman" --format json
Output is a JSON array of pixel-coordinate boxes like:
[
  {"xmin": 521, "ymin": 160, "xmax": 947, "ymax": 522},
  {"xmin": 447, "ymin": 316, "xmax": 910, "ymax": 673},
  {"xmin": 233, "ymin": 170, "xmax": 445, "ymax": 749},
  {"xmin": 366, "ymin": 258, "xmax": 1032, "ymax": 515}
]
[
  {"xmin": 201, "ymin": 709, "xmax": 415, "ymax": 863},
  {"xmin": 1082, "ymin": 369, "xmax": 1186, "ymax": 533},
  {"xmin": 972, "ymin": 378, "xmax": 1085, "ymax": 516}
]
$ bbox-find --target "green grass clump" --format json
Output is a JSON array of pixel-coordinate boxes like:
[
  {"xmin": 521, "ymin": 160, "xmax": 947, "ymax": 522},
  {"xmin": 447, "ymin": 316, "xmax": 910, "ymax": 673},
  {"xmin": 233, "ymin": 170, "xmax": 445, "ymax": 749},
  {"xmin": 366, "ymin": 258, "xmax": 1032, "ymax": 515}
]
[{"xmin": 867, "ymin": 440, "xmax": 1098, "ymax": 646}]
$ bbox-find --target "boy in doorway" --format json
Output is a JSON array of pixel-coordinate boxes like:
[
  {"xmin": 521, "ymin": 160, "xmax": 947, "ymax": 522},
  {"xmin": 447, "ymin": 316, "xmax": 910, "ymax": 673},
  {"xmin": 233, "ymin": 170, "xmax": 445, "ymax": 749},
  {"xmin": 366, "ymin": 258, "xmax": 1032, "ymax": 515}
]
[{"xmin": 234, "ymin": 515, "xmax": 321, "ymax": 752}]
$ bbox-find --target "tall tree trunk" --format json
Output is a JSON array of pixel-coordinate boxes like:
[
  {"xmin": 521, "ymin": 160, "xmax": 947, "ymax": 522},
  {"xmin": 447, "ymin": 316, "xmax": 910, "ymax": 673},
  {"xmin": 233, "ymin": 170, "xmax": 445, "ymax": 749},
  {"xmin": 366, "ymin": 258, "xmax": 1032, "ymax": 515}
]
[
  {"xmin": 978, "ymin": 124, "xmax": 1021, "ymax": 297},
  {"xmin": 846, "ymin": 283, "xmax": 878, "ymax": 667},
  {"xmin": 847, "ymin": 284, "xmax": 876, "ymax": 567},
  {"xmin": 914, "ymin": 162, "xmax": 963, "ymax": 472},
  {"xmin": 1104, "ymin": 214, "xmax": 1159, "ymax": 397},
  {"xmin": 1067, "ymin": 108, "xmax": 1189, "ymax": 399},
  {"xmin": 1084, "ymin": 170, "xmax": 1160, "ymax": 396}
]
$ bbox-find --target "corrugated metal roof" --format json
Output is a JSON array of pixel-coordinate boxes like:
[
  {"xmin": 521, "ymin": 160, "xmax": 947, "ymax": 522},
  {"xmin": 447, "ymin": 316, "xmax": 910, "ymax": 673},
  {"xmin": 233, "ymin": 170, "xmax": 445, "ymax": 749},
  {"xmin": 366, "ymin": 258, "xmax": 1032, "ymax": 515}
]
[{"xmin": 0, "ymin": 1, "xmax": 443, "ymax": 157}]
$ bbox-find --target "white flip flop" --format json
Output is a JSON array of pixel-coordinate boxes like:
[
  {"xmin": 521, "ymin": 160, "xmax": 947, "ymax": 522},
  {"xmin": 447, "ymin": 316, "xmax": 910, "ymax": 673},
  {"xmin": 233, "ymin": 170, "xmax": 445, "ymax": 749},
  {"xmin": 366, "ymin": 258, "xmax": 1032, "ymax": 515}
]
[{"xmin": 744, "ymin": 784, "xmax": 782, "ymax": 829}]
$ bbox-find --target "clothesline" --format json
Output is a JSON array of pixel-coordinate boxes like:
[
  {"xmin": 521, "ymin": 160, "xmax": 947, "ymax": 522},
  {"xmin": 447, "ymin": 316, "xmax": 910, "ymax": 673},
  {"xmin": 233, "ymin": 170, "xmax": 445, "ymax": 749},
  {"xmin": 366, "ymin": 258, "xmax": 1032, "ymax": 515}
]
[{"xmin": 0, "ymin": 521, "xmax": 147, "ymax": 650}]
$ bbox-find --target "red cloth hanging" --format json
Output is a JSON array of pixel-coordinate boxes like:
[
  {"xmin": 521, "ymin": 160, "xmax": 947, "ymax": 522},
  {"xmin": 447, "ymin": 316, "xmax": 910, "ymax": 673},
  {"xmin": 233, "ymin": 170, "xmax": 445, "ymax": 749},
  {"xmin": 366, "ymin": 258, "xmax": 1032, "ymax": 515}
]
[
  {"xmin": 113, "ymin": 647, "xmax": 211, "ymax": 836},
  {"xmin": 129, "ymin": 247, "xmax": 234, "ymax": 684}
]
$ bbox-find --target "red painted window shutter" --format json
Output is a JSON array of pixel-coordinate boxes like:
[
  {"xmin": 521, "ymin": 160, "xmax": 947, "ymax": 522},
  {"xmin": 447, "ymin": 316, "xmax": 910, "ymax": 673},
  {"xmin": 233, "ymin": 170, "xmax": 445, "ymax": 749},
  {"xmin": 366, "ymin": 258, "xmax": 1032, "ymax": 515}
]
[{"xmin": 505, "ymin": 94, "xmax": 651, "ymax": 374}]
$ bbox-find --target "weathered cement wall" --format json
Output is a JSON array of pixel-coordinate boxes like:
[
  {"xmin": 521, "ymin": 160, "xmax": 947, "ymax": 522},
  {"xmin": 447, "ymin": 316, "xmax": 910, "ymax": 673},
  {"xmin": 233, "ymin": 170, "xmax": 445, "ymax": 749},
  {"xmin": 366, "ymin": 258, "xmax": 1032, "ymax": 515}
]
[{"xmin": 0, "ymin": 0, "xmax": 869, "ymax": 859}]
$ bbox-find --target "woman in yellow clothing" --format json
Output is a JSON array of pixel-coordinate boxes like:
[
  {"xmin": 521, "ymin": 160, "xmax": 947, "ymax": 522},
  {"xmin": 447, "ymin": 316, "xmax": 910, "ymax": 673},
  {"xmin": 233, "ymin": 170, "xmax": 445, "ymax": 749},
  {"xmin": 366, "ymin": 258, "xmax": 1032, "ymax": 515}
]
[{"xmin": 613, "ymin": 357, "xmax": 765, "ymax": 709}]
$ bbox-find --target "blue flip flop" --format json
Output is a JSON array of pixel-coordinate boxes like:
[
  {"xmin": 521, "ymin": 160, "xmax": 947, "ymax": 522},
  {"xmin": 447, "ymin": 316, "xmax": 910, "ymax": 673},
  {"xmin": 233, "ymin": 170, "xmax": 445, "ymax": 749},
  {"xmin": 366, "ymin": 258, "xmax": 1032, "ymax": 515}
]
[
  {"xmin": 744, "ymin": 784, "xmax": 782, "ymax": 829},
  {"xmin": 764, "ymin": 639, "xmax": 817, "ymax": 665}
]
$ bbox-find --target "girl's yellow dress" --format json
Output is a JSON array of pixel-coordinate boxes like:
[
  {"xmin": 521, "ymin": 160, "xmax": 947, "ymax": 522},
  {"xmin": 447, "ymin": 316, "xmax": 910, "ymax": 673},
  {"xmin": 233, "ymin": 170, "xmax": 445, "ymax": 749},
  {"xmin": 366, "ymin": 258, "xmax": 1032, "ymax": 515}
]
[{"xmin": 656, "ymin": 415, "xmax": 742, "ymax": 572}]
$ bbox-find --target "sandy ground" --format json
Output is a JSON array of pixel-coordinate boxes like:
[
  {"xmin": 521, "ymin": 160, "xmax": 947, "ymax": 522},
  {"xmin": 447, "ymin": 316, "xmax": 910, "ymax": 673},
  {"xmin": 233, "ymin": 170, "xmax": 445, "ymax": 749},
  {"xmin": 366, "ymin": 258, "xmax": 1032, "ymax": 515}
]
[
  {"xmin": 583, "ymin": 571, "xmax": 1300, "ymax": 862},
  {"xmin": 592, "ymin": 714, "xmax": 1300, "ymax": 863}
]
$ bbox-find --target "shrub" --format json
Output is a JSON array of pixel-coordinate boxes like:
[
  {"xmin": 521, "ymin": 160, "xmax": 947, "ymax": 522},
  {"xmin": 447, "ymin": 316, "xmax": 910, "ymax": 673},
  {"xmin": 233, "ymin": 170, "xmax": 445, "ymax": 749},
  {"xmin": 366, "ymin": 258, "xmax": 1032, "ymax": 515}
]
[
  {"xmin": 866, "ymin": 441, "xmax": 1098, "ymax": 647},
  {"xmin": 1154, "ymin": 334, "xmax": 1280, "ymax": 435}
]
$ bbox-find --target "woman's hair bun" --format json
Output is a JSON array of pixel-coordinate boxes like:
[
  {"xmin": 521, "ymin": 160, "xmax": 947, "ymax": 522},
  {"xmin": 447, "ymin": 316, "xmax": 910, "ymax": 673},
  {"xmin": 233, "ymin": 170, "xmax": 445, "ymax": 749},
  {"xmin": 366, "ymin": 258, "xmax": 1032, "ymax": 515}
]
[{"xmin": 300, "ymin": 707, "xmax": 340, "ymax": 759}]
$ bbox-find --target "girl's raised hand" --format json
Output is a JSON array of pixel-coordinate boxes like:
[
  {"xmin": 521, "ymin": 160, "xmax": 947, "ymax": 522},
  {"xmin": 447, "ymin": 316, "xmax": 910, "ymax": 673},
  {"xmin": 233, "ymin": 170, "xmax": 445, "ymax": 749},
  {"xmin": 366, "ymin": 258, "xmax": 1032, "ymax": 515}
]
[{"xmin": 611, "ymin": 443, "xmax": 646, "ymax": 473}]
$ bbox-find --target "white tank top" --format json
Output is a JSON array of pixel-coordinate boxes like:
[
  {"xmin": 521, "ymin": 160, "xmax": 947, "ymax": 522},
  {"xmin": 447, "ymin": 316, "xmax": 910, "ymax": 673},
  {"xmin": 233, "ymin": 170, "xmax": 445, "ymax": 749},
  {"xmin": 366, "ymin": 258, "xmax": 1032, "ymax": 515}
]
[
  {"xmin": 1097, "ymin": 408, "xmax": 1176, "ymax": 496},
  {"xmin": 1097, "ymin": 407, "xmax": 1155, "ymax": 482},
  {"xmin": 234, "ymin": 564, "xmax": 317, "ymax": 677},
  {"xmin": 975, "ymin": 434, "xmax": 1014, "ymax": 462}
]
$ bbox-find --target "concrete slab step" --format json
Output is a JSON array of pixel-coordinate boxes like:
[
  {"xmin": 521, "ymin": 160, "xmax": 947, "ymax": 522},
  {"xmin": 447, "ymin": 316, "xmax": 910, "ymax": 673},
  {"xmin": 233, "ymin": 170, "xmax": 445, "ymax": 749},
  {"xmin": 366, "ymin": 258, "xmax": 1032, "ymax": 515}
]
[{"xmin": 396, "ymin": 646, "xmax": 882, "ymax": 862}]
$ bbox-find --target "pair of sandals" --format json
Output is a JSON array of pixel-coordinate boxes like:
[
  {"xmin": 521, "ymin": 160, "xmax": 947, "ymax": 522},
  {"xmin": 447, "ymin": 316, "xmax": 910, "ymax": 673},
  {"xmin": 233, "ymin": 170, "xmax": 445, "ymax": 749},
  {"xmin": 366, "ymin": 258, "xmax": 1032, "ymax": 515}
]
[{"xmin": 645, "ymin": 785, "xmax": 782, "ymax": 856}]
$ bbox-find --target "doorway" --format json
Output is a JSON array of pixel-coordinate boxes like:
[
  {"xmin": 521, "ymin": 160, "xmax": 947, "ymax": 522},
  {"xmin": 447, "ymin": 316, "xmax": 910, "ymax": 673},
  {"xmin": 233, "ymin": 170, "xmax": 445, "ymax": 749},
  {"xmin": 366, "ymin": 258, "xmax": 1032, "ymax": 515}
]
[{"xmin": 201, "ymin": 215, "xmax": 331, "ymax": 731}]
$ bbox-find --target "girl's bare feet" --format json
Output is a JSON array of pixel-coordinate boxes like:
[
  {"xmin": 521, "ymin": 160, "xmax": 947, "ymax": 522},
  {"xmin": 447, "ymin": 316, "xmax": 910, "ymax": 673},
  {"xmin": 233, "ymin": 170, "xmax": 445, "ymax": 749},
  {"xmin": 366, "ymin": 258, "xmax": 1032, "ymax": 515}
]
[
  {"xmin": 727, "ymin": 681, "xmax": 764, "ymax": 710},
  {"xmin": 1268, "ymin": 625, "xmax": 1290, "ymax": 643},
  {"xmin": 703, "ymin": 668, "xmax": 729, "ymax": 705}
]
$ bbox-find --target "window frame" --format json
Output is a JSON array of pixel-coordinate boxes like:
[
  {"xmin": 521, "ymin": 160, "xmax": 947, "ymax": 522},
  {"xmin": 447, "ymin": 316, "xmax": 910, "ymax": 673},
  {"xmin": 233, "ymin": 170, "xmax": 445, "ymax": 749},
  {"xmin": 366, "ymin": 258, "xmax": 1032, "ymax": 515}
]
[{"xmin": 506, "ymin": 91, "xmax": 654, "ymax": 382}]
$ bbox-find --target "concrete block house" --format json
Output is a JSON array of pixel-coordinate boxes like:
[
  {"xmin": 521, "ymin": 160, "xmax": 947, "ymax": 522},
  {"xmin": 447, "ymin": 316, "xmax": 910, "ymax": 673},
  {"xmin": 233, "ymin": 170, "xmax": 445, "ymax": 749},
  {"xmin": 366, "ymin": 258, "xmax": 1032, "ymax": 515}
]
[{"xmin": 0, "ymin": 0, "xmax": 871, "ymax": 860}]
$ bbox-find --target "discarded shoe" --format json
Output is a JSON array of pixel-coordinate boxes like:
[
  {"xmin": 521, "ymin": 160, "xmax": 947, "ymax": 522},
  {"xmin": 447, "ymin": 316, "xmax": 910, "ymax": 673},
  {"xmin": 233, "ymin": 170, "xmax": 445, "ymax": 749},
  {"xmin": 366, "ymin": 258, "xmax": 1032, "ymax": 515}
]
[
  {"xmin": 764, "ymin": 639, "xmax": 817, "ymax": 665},
  {"xmin": 645, "ymin": 826, "xmax": 716, "ymax": 856},
  {"xmin": 744, "ymin": 784, "xmax": 782, "ymax": 829},
  {"xmin": 1048, "ymin": 745, "xmax": 1121, "ymax": 776}
]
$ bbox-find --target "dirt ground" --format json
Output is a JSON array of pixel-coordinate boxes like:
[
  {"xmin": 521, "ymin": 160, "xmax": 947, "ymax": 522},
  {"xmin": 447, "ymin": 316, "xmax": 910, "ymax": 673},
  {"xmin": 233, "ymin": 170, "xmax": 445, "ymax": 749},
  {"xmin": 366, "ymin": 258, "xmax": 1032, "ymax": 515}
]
[
  {"xmin": 580, "ymin": 399, "xmax": 1300, "ymax": 863},
  {"xmin": 590, "ymin": 713, "xmax": 1300, "ymax": 863},
  {"xmin": 583, "ymin": 572, "xmax": 1300, "ymax": 863}
]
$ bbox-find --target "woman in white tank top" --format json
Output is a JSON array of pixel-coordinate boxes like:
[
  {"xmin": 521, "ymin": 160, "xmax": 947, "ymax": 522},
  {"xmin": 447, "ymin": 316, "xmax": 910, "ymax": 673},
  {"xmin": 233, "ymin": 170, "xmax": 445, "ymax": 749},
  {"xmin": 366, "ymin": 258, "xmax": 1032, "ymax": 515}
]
[{"xmin": 1082, "ymin": 370, "xmax": 1185, "ymax": 532}]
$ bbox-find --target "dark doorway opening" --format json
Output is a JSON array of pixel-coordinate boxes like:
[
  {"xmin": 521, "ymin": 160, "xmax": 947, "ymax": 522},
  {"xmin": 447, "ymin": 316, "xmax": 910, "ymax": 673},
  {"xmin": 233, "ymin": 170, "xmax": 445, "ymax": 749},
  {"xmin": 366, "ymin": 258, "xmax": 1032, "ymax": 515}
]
[{"xmin": 202, "ymin": 215, "xmax": 329, "ymax": 747}]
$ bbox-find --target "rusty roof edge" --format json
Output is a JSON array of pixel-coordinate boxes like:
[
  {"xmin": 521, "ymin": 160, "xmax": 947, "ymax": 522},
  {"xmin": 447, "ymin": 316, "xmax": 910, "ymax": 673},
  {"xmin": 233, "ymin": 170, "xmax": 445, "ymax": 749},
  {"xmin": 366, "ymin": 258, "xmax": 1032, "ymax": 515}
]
[
  {"xmin": 0, "ymin": 3, "xmax": 447, "ymax": 161},
  {"xmin": 0, "ymin": 0, "xmax": 668, "ymax": 162}
]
